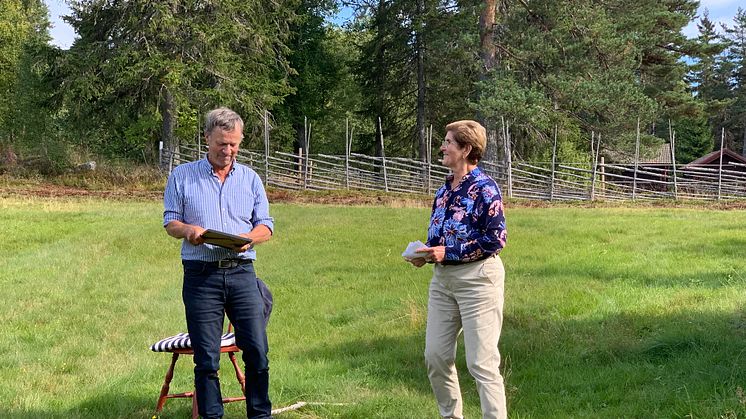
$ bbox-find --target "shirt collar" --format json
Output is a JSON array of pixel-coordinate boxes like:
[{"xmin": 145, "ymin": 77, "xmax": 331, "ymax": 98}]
[
  {"xmin": 445, "ymin": 166, "xmax": 481, "ymax": 189},
  {"xmin": 200, "ymin": 157, "xmax": 236, "ymax": 177}
]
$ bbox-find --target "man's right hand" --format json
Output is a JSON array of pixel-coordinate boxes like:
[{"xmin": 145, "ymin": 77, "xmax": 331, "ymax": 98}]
[
  {"xmin": 185, "ymin": 225, "xmax": 207, "ymax": 245},
  {"xmin": 166, "ymin": 221, "xmax": 206, "ymax": 245}
]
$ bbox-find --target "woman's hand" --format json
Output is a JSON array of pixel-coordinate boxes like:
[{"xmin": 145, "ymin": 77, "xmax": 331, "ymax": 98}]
[
  {"xmin": 408, "ymin": 257, "xmax": 427, "ymax": 267},
  {"xmin": 417, "ymin": 246, "xmax": 446, "ymax": 263}
]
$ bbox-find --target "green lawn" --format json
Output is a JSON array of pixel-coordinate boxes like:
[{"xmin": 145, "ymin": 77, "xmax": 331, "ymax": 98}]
[{"xmin": 1, "ymin": 197, "xmax": 746, "ymax": 418}]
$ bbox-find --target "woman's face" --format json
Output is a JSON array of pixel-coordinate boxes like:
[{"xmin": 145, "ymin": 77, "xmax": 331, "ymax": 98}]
[{"xmin": 440, "ymin": 131, "xmax": 468, "ymax": 168}]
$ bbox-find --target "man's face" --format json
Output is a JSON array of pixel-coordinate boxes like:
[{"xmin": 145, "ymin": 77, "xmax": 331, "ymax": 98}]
[{"xmin": 206, "ymin": 125, "xmax": 243, "ymax": 170}]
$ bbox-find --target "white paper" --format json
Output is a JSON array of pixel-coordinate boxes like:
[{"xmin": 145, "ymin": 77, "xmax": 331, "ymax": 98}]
[{"xmin": 402, "ymin": 240, "xmax": 428, "ymax": 260}]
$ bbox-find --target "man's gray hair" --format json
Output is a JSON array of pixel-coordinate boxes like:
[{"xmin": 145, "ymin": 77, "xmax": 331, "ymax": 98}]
[{"xmin": 204, "ymin": 107, "xmax": 244, "ymax": 136}]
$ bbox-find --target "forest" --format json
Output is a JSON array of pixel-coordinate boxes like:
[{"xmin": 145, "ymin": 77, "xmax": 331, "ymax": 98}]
[{"xmin": 1, "ymin": 0, "xmax": 745, "ymax": 174}]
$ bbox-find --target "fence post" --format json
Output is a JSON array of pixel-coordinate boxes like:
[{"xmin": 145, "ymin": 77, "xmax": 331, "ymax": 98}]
[
  {"xmin": 502, "ymin": 117, "xmax": 513, "ymax": 198},
  {"xmin": 718, "ymin": 127, "xmax": 725, "ymax": 201},
  {"xmin": 633, "ymin": 117, "xmax": 640, "ymax": 200},
  {"xmin": 379, "ymin": 117, "xmax": 389, "ymax": 192},
  {"xmin": 590, "ymin": 132, "xmax": 601, "ymax": 201},
  {"xmin": 263, "ymin": 110, "xmax": 269, "ymax": 182},
  {"xmin": 670, "ymin": 128, "xmax": 678, "ymax": 200},
  {"xmin": 303, "ymin": 117, "xmax": 310, "ymax": 190},
  {"xmin": 550, "ymin": 124, "xmax": 557, "ymax": 201},
  {"xmin": 668, "ymin": 120, "xmax": 677, "ymax": 200},
  {"xmin": 426, "ymin": 124, "xmax": 432, "ymax": 195},
  {"xmin": 297, "ymin": 148, "xmax": 304, "ymax": 187},
  {"xmin": 345, "ymin": 118, "xmax": 350, "ymax": 190},
  {"xmin": 600, "ymin": 156, "xmax": 605, "ymax": 199}
]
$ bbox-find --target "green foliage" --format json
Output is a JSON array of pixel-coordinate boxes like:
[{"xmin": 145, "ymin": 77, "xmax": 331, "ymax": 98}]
[
  {"xmin": 722, "ymin": 8, "xmax": 746, "ymax": 153},
  {"xmin": 61, "ymin": 0, "xmax": 297, "ymax": 161},
  {"xmin": 0, "ymin": 0, "xmax": 67, "ymax": 173},
  {"xmin": 673, "ymin": 116, "xmax": 713, "ymax": 164},
  {"xmin": 0, "ymin": 0, "xmax": 28, "ymax": 134},
  {"xmin": 269, "ymin": 0, "xmax": 353, "ymax": 154},
  {"xmin": 475, "ymin": 0, "xmax": 697, "ymax": 161},
  {"xmin": 5, "ymin": 0, "xmax": 746, "ymax": 168},
  {"xmin": 352, "ymin": 0, "xmax": 484, "ymax": 158}
]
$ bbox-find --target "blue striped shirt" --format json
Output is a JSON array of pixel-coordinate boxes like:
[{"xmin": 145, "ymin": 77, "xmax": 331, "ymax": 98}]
[{"xmin": 163, "ymin": 158, "xmax": 274, "ymax": 262}]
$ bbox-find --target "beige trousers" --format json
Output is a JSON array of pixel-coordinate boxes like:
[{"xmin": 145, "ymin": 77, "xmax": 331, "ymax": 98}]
[{"xmin": 424, "ymin": 256, "xmax": 506, "ymax": 419}]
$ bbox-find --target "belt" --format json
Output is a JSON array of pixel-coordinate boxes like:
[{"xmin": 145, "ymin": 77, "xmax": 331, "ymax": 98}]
[
  {"xmin": 439, "ymin": 253, "xmax": 496, "ymax": 266},
  {"xmin": 209, "ymin": 259, "xmax": 253, "ymax": 269}
]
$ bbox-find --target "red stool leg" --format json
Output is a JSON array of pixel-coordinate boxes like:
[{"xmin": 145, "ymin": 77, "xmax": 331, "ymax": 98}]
[
  {"xmin": 192, "ymin": 387, "xmax": 199, "ymax": 419},
  {"xmin": 155, "ymin": 353, "xmax": 179, "ymax": 414},
  {"xmin": 228, "ymin": 351, "xmax": 246, "ymax": 395}
]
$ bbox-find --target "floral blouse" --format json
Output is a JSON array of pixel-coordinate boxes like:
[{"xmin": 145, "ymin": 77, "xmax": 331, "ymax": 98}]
[{"xmin": 426, "ymin": 166, "xmax": 507, "ymax": 263}]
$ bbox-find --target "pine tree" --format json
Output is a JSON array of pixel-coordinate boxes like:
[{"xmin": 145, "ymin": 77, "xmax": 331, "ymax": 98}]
[
  {"xmin": 723, "ymin": 8, "xmax": 746, "ymax": 154},
  {"xmin": 62, "ymin": 0, "xmax": 296, "ymax": 163},
  {"xmin": 687, "ymin": 9, "xmax": 729, "ymax": 149},
  {"xmin": 0, "ymin": 0, "xmax": 31, "ymax": 146},
  {"xmin": 475, "ymin": 0, "xmax": 699, "ymax": 161},
  {"xmin": 271, "ymin": 0, "xmax": 345, "ymax": 154},
  {"xmin": 0, "ymin": 0, "xmax": 61, "ymax": 171}
]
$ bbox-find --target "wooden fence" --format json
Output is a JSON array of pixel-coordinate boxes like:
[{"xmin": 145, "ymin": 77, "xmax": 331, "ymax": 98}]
[{"xmin": 165, "ymin": 145, "xmax": 746, "ymax": 202}]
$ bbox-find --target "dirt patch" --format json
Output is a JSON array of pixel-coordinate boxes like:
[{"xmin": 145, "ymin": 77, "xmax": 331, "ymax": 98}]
[
  {"xmin": 4, "ymin": 180, "xmax": 746, "ymax": 209},
  {"xmin": 0, "ymin": 182, "xmax": 432, "ymax": 207},
  {"xmin": 267, "ymin": 189, "xmax": 431, "ymax": 207},
  {"xmin": 0, "ymin": 183, "xmax": 162, "ymax": 200}
]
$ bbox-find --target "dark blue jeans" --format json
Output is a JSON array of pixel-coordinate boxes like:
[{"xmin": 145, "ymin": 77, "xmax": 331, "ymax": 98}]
[{"xmin": 182, "ymin": 260, "xmax": 271, "ymax": 419}]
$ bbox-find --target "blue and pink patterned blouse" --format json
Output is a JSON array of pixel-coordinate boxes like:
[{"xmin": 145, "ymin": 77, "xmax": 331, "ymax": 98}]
[{"xmin": 426, "ymin": 166, "xmax": 507, "ymax": 263}]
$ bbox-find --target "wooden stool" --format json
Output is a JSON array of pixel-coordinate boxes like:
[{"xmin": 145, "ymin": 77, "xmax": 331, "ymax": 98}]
[{"xmin": 151, "ymin": 326, "xmax": 246, "ymax": 419}]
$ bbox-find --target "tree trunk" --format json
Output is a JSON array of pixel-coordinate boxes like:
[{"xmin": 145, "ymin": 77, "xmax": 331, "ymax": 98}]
[
  {"xmin": 479, "ymin": 0, "xmax": 499, "ymax": 163},
  {"xmin": 293, "ymin": 121, "xmax": 305, "ymax": 154},
  {"xmin": 159, "ymin": 86, "xmax": 176, "ymax": 169},
  {"xmin": 415, "ymin": 0, "xmax": 427, "ymax": 161},
  {"xmin": 479, "ymin": 0, "xmax": 498, "ymax": 73},
  {"xmin": 374, "ymin": 0, "xmax": 386, "ymax": 160},
  {"xmin": 742, "ymin": 120, "xmax": 746, "ymax": 156}
]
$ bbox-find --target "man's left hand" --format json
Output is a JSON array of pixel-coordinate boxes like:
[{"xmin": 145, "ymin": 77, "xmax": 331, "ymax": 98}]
[{"xmin": 231, "ymin": 233, "xmax": 254, "ymax": 253}]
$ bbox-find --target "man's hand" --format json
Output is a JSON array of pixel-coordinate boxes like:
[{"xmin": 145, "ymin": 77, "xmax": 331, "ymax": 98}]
[
  {"xmin": 165, "ymin": 221, "xmax": 206, "ymax": 245},
  {"xmin": 231, "ymin": 233, "xmax": 254, "ymax": 253},
  {"xmin": 185, "ymin": 225, "xmax": 207, "ymax": 245},
  {"xmin": 417, "ymin": 246, "xmax": 446, "ymax": 263}
]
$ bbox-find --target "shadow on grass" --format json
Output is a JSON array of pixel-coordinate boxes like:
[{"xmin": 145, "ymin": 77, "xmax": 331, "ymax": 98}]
[
  {"xmin": 503, "ymin": 308, "xmax": 746, "ymax": 418},
  {"xmin": 0, "ymin": 392, "xmax": 165, "ymax": 419},
  {"xmin": 298, "ymin": 333, "xmax": 433, "ymax": 395},
  {"xmin": 295, "ymin": 331, "xmax": 509, "ymax": 417}
]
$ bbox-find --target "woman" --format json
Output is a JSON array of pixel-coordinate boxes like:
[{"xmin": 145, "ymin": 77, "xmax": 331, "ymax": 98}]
[{"xmin": 409, "ymin": 120, "xmax": 508, "ymax": 419}]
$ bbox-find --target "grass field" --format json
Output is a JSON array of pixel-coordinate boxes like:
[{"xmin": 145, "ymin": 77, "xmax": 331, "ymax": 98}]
[{"xmin": 2, "ymin": 197, "xmax": 746, "ymax": 418}]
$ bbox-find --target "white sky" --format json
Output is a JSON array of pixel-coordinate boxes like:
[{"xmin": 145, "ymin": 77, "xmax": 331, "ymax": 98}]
[
  {"xmin": 46, "ymin": 0, "xmax": 75, "ymax": 49},
  {"xmin": 45, "ymin": 1, "xmax": 742, "ymax": 50},
  {"xmin": 682, "ymin": 0, "xmax": 742, "ymax": 38}
]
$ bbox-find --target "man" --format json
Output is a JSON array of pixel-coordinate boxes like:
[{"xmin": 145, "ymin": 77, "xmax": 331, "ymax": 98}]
[{"xmin": 163, "ymin": 107, "xmax": 274, "ymax": 419}]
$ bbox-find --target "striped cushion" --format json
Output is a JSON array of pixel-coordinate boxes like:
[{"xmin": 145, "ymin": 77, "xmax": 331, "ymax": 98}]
[{"xmin": 150, "ymin": 332, "xmax": 236, "ymax": 352}]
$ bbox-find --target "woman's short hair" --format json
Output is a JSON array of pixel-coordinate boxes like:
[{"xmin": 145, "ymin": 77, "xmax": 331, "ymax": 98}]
[
  {"xmin": 204, "ymin": 107, "xmax": 244, "ymax": 136},
  {"xmin": 445, "ymin": 120, "xmax": 486, "ymax": 164}
]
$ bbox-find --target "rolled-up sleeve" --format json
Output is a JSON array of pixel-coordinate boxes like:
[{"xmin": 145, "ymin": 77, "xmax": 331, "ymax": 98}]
[
  {"xmin": 163, "ymin": 172, "xmax": 183, "ymax": 227},
  {"xmin": 251, "ymin": 175, "xmax": 274, "ymax": 233}
]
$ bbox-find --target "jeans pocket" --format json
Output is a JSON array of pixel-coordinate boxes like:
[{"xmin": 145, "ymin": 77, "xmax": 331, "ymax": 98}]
[
  {"xmin": 183, "ymin": 261, "xmax": 207, "ymax": 278},
  {"xmin": 237, "ymin": 262, "xmax": 255, "ymax": 275}
]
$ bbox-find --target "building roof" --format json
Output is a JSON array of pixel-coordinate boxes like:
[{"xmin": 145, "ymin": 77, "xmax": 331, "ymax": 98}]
[
  {"xmin": 684, "ymin": 148, "xmax": 746, "ymax": 167},
  {"xmin": 643, "ymin": 143, "xmax": 672, "ymax": 164}
]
